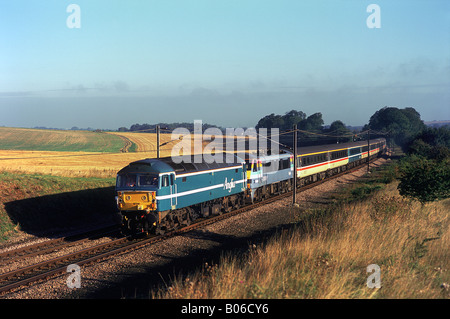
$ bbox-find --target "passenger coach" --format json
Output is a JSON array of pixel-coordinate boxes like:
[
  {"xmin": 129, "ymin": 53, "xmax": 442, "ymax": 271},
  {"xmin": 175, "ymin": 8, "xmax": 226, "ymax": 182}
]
[{"xmin": 295, "ymin": 138, "xmax": 386, "ymax": 184}]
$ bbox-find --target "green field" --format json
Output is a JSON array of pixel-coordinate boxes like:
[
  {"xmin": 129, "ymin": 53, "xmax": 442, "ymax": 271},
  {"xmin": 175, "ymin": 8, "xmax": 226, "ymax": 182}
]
[{"xmin": 0, "ymin": 127, "xmax": 126, "ymax": 152}]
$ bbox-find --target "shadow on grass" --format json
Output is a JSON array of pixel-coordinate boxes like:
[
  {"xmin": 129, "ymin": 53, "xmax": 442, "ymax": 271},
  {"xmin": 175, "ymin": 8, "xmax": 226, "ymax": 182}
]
[{"xmin": 4, "ymin": 186, "xmax": 121, "ymax": 238}]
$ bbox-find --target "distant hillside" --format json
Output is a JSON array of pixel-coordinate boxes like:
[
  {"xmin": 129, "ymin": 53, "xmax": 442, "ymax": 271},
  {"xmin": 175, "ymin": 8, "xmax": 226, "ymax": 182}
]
[
  {"xmin": 0, "ymin": 127, "xmax": 126, "ymax": 152},
  {"xmin": 424, "ymin": 120, "xmax": 450, "ymax": 128}
]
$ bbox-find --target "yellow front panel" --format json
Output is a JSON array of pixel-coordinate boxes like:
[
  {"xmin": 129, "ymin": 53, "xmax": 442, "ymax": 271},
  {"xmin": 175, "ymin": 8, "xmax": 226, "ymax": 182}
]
[{"xmin": 118, "ymin": 191, "xmax": 156, "ymax": 211}]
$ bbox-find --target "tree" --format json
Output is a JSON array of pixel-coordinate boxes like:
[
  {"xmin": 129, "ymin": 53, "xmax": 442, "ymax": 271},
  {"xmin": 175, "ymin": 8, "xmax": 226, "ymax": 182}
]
[
  {"xmin": 256, "ymin": 113, "xmax": 285, "ymax": 130},
  {"xmin": 326, "ymin": 120, "xmax": 352, "ymax": 143},
  {"xmin": 367, "ymin": 106, "xmax": 426, "ymax": 150},
  {"xmin": 283, "ymin": 110, "xmax": 307, "ymax": 129},
  {"xmin": 302, "ymin": 112, "xmax": 324, "ymax": 132}
]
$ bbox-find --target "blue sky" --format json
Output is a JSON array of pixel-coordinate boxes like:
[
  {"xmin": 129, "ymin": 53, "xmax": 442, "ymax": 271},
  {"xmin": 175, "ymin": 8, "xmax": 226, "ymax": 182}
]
[{"xmin": 0, "ymin": 0, "xmax": 449, "ymax": 129}]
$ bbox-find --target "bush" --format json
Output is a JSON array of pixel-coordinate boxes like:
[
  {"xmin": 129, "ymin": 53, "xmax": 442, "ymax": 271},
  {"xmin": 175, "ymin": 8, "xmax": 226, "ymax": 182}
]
[{"xmin": 397, "ymin": 155, "xmax": 450, "ymax": 203}]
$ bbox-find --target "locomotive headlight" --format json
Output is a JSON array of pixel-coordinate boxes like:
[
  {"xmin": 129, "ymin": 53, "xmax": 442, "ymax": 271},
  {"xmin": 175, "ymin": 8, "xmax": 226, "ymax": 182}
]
[
  {"xmin": 125, "ymin": 195, "xmax": 131, "ymax": 201},
  {"xmin": 141, "ymin": 195, "xmax": 147, "ymax": 201}
]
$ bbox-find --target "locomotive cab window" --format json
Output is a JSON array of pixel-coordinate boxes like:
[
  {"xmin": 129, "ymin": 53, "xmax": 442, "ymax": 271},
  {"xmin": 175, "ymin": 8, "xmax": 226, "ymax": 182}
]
[
  {"xmin": 139, "ymin": 174, "xmax": 158, "ymax": 187},
  {"xmin": 117, "ymin": 173, "xmax": 137, "ymax": 188}
]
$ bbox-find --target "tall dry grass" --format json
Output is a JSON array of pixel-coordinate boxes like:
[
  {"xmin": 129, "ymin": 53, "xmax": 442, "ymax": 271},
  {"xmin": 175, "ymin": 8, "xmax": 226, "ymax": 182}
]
[{"xmin": 153, "ymin": 182, "xmax": 449, "ymax": 299}]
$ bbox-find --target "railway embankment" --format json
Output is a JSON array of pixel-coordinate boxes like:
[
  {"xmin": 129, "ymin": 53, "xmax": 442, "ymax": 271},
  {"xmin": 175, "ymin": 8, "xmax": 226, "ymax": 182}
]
[
  {"xmin": 0, "ymin": 172, "xmax": 117, "ymax": 242},
  {"xmin": 2, "ymin": 156, "xmax": 448, "ymax": 299}
]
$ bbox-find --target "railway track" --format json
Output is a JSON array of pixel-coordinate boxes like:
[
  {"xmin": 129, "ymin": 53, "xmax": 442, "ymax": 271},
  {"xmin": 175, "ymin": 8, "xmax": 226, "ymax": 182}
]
[
  {"xmin": 0, "ymin": 225, "xmax": 119, "ymax": 264},
  {"xmin": 0, "ymin": 156, "xmax": 384, "ymax": 295}
]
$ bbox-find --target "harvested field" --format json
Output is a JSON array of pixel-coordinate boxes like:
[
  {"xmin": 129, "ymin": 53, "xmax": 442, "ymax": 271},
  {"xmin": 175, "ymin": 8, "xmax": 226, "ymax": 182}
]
[
  {"xmin": 108, "ymin": 132, "xmax": 181, "ymax": 156},
  {"xmin": 0, "ymin": 128, "xmax": 258, "ymax": 178},
  {"xmin": 0, "ymin": 150, "xmax": 150, "ymax": 178},
  {"xmin": 111, "ymin": 131, "xmax": 257, "ymax": 156}
]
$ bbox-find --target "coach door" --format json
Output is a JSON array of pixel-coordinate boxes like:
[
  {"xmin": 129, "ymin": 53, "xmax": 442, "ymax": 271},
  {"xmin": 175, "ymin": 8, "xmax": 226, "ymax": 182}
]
[
  {"xmin": 169, "ymin": 173, "xmax": 177, "ymax": 208},
  {"xmin": 160, "ymin": 173, "xmax": 177, "ymax": 210}
]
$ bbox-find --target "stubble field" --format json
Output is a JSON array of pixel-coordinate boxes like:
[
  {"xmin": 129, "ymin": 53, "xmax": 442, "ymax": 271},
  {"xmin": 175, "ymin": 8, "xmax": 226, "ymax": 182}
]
[
  {"xmin": 0, "ymin": 128, "xmax": 203, "ymax": 178},
  {"xmin": 0, "ymin": 127, "xmax": 255, "ymax": 178}
]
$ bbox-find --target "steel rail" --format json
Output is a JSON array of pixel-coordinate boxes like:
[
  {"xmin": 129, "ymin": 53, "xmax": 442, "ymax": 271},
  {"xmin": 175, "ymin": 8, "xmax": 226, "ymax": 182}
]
[{"xmin": 0, "ymin": 225, "xmax": 119, "ymax": 264}]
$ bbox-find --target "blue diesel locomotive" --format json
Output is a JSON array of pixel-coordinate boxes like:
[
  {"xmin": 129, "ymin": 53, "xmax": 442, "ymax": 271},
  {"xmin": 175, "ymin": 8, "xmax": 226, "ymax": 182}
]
[{"xmin": 116, "ymin": 154, "xmax": 246, "ymax": 234}]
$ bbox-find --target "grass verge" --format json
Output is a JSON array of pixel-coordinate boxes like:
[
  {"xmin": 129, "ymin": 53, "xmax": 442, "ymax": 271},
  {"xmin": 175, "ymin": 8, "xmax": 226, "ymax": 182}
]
[{"xmin": 0, "ymin": 171, "xmax": 116, "ymax": 241}]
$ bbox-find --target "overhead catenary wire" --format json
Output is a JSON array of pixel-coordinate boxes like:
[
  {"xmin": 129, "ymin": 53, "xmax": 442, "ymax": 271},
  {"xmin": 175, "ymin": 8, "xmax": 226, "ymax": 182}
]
[{"xmin": 0, "ymin": 126, "xmax": 386, "ymax": 162}]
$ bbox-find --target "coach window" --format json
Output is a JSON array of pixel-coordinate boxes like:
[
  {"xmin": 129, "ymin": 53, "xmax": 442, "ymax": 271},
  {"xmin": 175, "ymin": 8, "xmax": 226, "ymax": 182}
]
[{"xmin": 280, "ymin": 158, "xmax": 290, "ymax": 170}]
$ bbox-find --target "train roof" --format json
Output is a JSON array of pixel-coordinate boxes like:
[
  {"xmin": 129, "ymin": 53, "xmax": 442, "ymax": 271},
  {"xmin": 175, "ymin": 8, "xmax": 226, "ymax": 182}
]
[
  {"xmin": 297, "ymin": 138, "xmax": 385, "ymax": 156},
  {"xmin": 245, "ymin": 149, "xmax": 293, "ymax": 161},
  {"xmin": 117, "ymin": 153, "xmax": 245, "ymax": 176},
  {"xmin": 117, "ymin": 138, "xmax": 385, "ymax": 175}
]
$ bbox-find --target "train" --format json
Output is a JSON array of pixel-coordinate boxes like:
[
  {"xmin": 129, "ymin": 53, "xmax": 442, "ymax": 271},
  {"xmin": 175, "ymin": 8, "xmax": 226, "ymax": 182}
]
[{"xmin": 115, "ymin": 138, "xmax": 386, "ymax": 235}]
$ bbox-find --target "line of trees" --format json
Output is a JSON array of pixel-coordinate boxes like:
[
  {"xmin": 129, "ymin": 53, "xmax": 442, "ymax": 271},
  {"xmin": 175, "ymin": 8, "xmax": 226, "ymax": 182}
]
[
  {"xmin": 117, "ymin": 122, "xmax": 222, "ymax": 133},
  {"xmin": 256, "ymin": 110, "xmax": 356, "ymax": 146}
]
